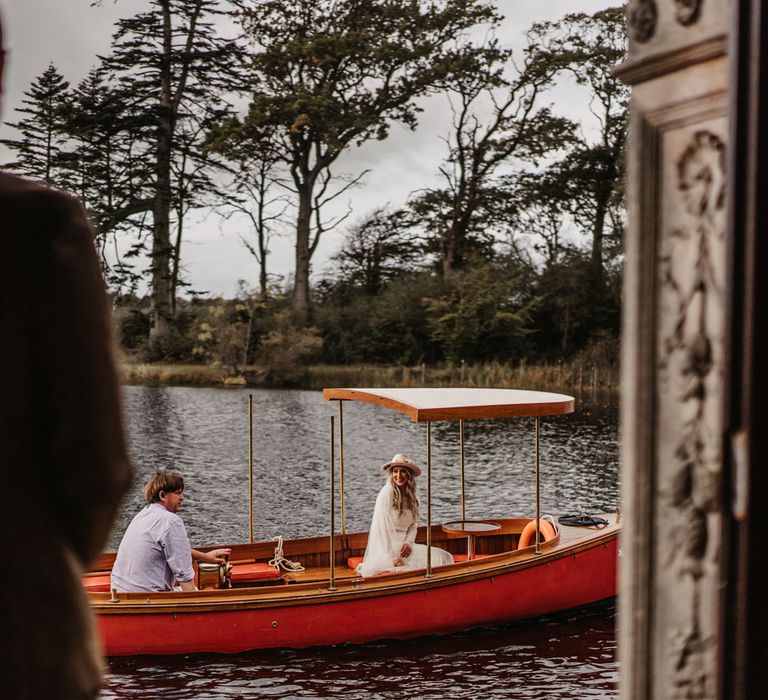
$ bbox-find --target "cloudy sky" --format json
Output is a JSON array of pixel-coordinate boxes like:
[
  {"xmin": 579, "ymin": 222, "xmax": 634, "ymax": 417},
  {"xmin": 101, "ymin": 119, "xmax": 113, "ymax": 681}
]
[{"xmin": 1, "ymin": 0, "xmax": 618, "ymax": 297}]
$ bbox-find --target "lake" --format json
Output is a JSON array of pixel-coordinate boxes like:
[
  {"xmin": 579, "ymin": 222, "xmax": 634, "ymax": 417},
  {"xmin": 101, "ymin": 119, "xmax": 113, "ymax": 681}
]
[{"xmin": 101, "ymin": 386, "xmax": 619, "ymax": 699}]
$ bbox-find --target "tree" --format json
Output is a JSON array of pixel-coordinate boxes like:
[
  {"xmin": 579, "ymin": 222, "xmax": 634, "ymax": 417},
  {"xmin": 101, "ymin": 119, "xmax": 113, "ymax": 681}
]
[
  {"xmin": 225, "ymin": 0, "xmax": 501, "ymax": 323},
  {"xmin": 529, "ymin": 251, "xmax": 597, "ymax": 358},
  {"xmin": 64, "ymin": 66, "xmax": 155, "ymax": 291},
  {"xmin": 315, "ymin": 270, "xmax": 442, "ymax": 364},
  {"xmin": 423, "ymin": 258, "xmax": 536, "ymax": 362},
  {"xmin": 332, "ymin": 208, "xmax": 421, "ymax": 295},
  {"xmin": 411, "ymin": 36, "xmax": 576, "ymax": 279},
  {"xmin": 168, "ymin": 112, "xmax": 234, "ymax": 310},
  {"xmin": 1, "ymin": 64, "xmax": 72, "ymax": 187},
  {"xmin": 102, "ymin": 0, "xmax": 241, "ymax": 343},
  {"xmin": 210, "ymin": 123, "xmax": 289, "ymax": 300},
  {"xmin": 506, "ymin": 169, "xmax": 574, "ymax": 269},
  {"xmin": 526, "ymin": 7, "xmax": 628, "ymax": 289}
]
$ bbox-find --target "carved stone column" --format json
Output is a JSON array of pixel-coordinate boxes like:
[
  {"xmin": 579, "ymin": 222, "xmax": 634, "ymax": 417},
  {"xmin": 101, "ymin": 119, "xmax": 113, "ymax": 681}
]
[{"xmin": 616, "ymin": 2, "xmax": 729, "ymax": 698}]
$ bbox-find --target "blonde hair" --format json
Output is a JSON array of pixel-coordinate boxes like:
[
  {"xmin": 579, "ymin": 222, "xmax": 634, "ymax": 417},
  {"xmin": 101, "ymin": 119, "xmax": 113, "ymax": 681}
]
[{"xmin": 389, "ymin": 470, "xmax": 419, "ymax": 521}]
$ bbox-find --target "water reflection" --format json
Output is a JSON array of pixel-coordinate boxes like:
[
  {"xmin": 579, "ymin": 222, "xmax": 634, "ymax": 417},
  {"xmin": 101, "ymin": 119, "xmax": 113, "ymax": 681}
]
[{"xmin": 104, "ymin": 386, "xmax": 619, "ymax": 698}]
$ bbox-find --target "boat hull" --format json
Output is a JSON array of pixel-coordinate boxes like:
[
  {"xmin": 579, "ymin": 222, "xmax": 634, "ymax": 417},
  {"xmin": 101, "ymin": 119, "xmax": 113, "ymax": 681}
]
[{"xmin": 96, "ymin": 538, "xmax": 616, "ymax": 655}]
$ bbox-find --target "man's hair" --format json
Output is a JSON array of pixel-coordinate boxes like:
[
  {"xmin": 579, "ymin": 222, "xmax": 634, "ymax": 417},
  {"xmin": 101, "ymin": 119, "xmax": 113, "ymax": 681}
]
[{"xmin": 143, "ymin": 470, "xmax": 184, "ymax": 504}]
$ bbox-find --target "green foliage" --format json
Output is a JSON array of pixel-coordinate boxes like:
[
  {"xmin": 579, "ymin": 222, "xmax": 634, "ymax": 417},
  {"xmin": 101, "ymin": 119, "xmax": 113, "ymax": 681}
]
[
  {"xmin": 146, "ymin": 315, "xmax": 196, "ymax": 362},
  {"xmin": 173, "ymin": 281, "xmax": 267, "ymax": 373},
  {"xmin": 332, "ymin": 208, "xmax": 423, "ymax": 295},
  {"xmin": 423, "ymin": 260, "xmax": 537, "ymax": 362},
  {"xmin": 316, "ymin": 272, "xmax": 442, "ymax": 365},
  {"xmin": 256, "ymin": 311, "xmax": 323, "ymax": 385},
  {"xmin": 527, "ymin": 250, "xmax": 620, "ymax": 360},
  {"xmin": 115, "ymin": 306, "xmax": 151, "ymax": 351}
]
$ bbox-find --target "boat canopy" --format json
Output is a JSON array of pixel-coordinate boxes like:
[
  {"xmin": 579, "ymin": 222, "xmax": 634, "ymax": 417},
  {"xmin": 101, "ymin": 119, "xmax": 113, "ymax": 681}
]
[{"xmin": 322, "ymin": 388, "xmax": 574, "ymax": 422}]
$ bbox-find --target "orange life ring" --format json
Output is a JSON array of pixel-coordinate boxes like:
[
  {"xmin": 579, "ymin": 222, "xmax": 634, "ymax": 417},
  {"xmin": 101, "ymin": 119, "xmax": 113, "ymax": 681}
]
[{"xmin": 517, "ymin": 518, "xmax": 557, "ymax": 549}]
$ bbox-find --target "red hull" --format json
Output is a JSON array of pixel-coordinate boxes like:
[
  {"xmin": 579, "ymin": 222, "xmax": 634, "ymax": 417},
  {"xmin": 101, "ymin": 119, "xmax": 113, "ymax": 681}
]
[{"xmin": 97, "ymin": 539, "xmax": 616, "ymax": 656}]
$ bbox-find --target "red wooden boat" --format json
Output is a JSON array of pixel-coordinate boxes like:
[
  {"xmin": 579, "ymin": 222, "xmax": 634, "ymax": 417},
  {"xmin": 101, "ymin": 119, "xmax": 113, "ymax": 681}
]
[{"xmin": 86, "ymin": 388, "xmax": 619, "ymax": 656}]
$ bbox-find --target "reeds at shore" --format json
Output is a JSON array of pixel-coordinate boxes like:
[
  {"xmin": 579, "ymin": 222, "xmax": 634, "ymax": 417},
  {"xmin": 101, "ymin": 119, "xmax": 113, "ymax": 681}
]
[{"xmin": 120, "ymin": 359, "xmax": 618, "ymax": 393}]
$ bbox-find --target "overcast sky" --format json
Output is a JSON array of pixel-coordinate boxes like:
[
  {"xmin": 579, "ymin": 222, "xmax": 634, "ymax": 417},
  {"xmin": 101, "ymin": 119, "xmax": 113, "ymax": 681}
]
[{"xmin": 0, "ymin": 0, "xmax": 618, "ymax": 297}]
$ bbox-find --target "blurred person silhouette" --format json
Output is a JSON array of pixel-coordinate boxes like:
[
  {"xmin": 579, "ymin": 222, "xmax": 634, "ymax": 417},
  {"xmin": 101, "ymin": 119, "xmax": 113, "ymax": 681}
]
[{"xmin": 0, "ymin": 8, "xmax": 132, "ymax": 699}]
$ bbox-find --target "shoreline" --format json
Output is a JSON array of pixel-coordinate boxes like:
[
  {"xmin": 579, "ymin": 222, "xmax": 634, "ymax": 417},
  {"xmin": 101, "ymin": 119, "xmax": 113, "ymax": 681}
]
[{"xmin": 119, "ymin": 361, "xmax": 619, "ymax": 393}]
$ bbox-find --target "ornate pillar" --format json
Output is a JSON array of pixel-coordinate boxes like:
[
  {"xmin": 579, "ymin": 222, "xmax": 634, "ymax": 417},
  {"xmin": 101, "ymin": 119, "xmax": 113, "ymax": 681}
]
[{"xmin": 616, "ymin": 2, "xmax": 729, "ymax": 698}]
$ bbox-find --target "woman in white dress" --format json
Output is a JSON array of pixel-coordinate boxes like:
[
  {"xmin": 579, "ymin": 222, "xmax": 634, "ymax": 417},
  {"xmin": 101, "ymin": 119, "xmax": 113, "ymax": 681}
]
[{"xmin": 357, "ymin": 454, "xmax": 454, "ymax": 577}]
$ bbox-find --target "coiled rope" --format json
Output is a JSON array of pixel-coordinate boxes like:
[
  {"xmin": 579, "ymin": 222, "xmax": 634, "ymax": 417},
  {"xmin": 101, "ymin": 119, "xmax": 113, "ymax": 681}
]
[
  {"xmin": 557, "ymin": 514, "xmax": 609, "ymax": 528},
  {"xmin": 269, "ymin": 535, "xmax": 305, "ymax": 572}
]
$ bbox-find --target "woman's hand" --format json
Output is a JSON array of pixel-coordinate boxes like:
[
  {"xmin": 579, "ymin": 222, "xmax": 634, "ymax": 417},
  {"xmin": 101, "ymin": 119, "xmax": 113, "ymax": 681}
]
[{"xmin": 399, "ymin": 542, "xmax": 412, "ymax": 558}]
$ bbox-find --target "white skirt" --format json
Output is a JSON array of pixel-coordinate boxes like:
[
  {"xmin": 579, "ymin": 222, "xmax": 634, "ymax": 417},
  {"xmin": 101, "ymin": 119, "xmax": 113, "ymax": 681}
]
[{"xmin": 400, "ymin": 543, "xmax": 454, "ymax": 570}]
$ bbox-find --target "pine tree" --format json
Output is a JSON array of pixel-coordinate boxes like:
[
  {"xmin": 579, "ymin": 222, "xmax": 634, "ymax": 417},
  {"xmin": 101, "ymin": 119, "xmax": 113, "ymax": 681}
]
[
  {"xmin": 64, "ymin": 66, "xmax": 154, "ymax": 291},
  {"xmin": 1, "ymin": 63, "xmax": 73, "ymax": 188},
  {"xmin": 101, "ymin": 0, "xmax": 241, "ymax": 344},
  {"xmin": 67, "ymin": 67, "xmax": 153, "ymax": 227}
]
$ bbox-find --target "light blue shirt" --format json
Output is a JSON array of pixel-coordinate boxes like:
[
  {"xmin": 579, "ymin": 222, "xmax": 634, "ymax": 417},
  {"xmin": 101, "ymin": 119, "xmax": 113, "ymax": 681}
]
[{"xmin": 111, "ymin": 503, "xmax": 195, "ymax": 592}]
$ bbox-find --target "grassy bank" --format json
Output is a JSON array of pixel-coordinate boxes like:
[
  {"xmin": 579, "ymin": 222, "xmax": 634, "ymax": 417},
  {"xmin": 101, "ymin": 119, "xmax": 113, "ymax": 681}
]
[{"xmin": 120, "ymin": 360, "xmax": 618, "ymax": 393}]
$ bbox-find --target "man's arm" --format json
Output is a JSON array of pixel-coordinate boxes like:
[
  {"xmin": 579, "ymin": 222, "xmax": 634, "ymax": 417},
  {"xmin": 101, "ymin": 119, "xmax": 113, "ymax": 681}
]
[
  {"xmin": 176, "ymin": 549, "xmax": 231, "ymax": 590},
  {"xmin": 192, "ymin": 548, "xmax": 232, "ymax": 564},
  {"xmin": 161, "ymin": 518, "xmax": 196, "ymax": 589}
]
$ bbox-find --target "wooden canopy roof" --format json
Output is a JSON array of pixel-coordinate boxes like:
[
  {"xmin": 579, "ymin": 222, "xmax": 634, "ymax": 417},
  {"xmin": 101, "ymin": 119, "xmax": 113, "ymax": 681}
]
[{"xmin": 322, "ymin": 388, "xmax": 574, "ymax": 422}]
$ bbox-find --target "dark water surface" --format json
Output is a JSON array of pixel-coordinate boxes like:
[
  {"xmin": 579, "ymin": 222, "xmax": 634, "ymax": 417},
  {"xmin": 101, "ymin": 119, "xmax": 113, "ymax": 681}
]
[{"xmin": 102, "ymin": 387, "xmax": 619, "ymax": 699}]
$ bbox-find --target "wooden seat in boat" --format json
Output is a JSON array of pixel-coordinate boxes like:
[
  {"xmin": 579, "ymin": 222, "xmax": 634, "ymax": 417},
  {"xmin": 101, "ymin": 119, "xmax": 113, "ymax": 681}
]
[
  {"xmin": 83, "ymin": 574, "xmax": 111, "ymax": 592},
  {"xmin": 230, "ymin": 562, "xmax": 282, "ymax": 584}
]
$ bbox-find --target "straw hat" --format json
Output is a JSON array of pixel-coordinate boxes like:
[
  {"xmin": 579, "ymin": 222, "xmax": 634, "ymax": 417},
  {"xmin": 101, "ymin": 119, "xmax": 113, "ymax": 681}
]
[{"xmin": 380, "ymin": 453, "xmax": 422, "ymax": 477}]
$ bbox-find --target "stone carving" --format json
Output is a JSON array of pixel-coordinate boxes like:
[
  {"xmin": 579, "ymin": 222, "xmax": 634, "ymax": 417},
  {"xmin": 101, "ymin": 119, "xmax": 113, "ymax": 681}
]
[
  {"xmin": 675, "ymin": 0, "xmax": 703, "ymax": 26},
  {"xmin": 677, "ymin": 131, "xmax": 726, "ymax": 219},
  {"xmin": 628, "ymin": 0, "xmax": 657, "ymax": 43},
  {"xmin": 659, "ymin": 130, "xmax": 725, "ymax": 699}
]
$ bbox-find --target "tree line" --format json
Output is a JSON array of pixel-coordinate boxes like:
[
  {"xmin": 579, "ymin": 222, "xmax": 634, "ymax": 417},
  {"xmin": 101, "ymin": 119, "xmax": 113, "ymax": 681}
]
[{"xmin": 1, "ymin": 1, "xmax": 627, "ymax": 375}]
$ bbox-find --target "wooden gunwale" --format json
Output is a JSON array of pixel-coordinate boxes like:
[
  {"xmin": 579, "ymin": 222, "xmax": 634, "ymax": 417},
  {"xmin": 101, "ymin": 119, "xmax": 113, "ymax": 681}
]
[
  {"xmin": 90, "ymin": 516, "xmax": 618, "ymax": 615},
  {"xmin": 321, "ymin": 388, "xmax": 574, "ymax": 422}
]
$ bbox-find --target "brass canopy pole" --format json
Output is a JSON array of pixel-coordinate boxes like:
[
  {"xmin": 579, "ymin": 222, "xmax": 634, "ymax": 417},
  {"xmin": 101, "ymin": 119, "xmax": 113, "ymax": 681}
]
[
  {"xmin": 338, "ymin": 400, "xmax": 346, "ymax": 535},
  {"xmin": 459, "ymin": 419, "xmax": 466, "ymax": 521},
  {"xmin": 248, "ymin": 394, "xmax": 254, "ymax": 544},
  {"xmin": 535, "ymin": 416, "xmax": 541, "ymax": 555},
  {"xmin": 426, "ymin": 421, "xmax": 433, "ymax": 578},
  {"xmin": 329, "ymin": 415, "xmax": 337, "ymax": 591}
]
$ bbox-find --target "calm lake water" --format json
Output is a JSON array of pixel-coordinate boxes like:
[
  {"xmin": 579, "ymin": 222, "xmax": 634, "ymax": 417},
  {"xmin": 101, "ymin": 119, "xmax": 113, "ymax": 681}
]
[{"xmin": 101, "ymin": 386, "xmax": 619, "ymax": 699}]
